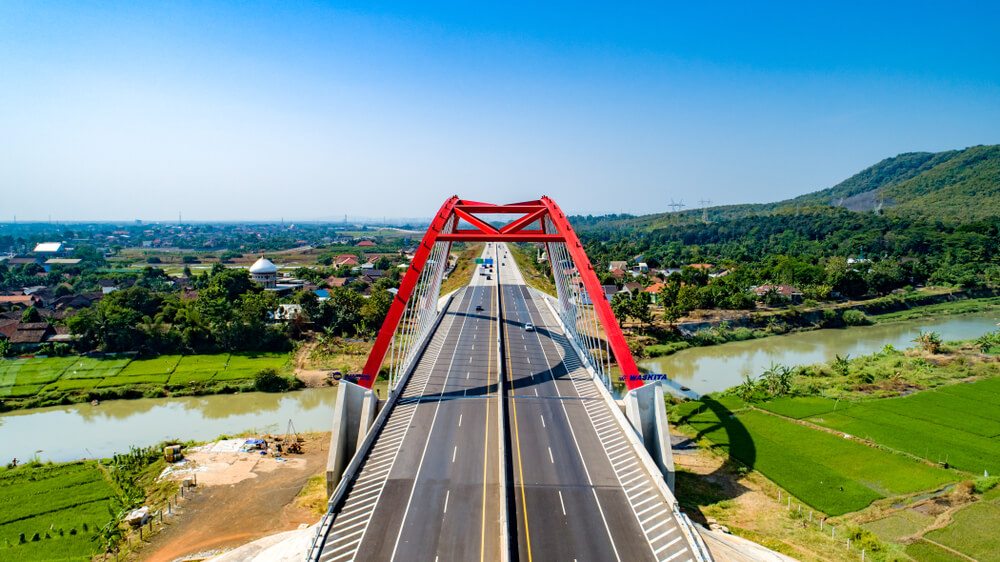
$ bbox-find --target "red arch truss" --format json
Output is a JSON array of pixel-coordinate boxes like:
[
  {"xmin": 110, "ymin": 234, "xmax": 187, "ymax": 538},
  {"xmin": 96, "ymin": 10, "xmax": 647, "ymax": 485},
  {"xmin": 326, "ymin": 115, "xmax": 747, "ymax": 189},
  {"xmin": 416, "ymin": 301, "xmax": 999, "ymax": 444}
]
[{"xmin": 360, "ymin": 196, "xmax": 642, "ymax": 390}]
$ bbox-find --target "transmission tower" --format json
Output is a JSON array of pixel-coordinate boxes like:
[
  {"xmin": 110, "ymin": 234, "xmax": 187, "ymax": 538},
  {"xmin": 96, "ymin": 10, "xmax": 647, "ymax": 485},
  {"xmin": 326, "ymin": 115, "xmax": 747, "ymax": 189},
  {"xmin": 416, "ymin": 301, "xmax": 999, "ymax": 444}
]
[{"xmin": 698, "ymin": 199, "xmax": 712, "ymax": 222}]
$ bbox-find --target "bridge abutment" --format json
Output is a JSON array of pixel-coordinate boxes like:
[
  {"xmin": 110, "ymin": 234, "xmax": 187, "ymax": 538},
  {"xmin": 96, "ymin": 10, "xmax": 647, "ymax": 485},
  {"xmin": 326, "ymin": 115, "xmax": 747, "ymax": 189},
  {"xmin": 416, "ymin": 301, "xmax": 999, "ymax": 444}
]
[
  {"xmin": 623, "ymin": 382, "xmax": 676, "ymax": 492},
  {"xmin": 326, "ymin": 381, "xmax": 379, "ymax": 498}
]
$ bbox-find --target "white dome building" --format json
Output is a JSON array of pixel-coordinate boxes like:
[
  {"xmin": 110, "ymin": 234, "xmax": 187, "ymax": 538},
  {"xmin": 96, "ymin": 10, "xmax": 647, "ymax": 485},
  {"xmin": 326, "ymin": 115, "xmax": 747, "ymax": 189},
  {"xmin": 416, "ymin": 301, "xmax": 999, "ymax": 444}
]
[{"xmin": 249, "ymin": 256, "xmax": 278, "ymax": 289}]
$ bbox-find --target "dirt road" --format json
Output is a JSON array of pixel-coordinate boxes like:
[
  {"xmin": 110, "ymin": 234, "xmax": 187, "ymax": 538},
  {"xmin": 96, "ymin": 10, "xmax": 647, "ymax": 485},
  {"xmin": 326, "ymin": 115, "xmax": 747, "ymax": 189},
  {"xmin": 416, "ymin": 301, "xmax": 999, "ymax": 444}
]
[{"xmin": 139, "ymin": 433, "xmax": 329, "ymax": 562}]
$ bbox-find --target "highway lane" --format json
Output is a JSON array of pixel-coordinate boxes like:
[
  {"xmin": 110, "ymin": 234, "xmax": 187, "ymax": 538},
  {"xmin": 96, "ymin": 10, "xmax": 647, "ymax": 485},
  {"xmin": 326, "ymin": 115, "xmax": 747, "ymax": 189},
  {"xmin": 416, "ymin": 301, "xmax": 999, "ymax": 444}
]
[
  {"xmin": 320, "ymin": 245, "xmax": 504, "ymax": 562},
  {"xmin": 498, "ymin": 243, "xmax": 694, "ymax": 562}
]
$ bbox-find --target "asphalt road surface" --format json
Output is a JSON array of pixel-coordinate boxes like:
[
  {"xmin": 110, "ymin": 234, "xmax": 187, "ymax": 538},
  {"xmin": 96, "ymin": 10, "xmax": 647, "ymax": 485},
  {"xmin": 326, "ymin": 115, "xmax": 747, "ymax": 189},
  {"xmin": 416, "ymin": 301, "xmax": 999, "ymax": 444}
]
[
  {"xmin": 319, "ymin": 245, "xmax": 504, "ymax": 562},
  {"xmin": 498, "ymin": 243, "xmax": 693, "ymax": 562},
  {"xmin": 318, "ymin": 243, "xmax": 694, "ymax": 561}
]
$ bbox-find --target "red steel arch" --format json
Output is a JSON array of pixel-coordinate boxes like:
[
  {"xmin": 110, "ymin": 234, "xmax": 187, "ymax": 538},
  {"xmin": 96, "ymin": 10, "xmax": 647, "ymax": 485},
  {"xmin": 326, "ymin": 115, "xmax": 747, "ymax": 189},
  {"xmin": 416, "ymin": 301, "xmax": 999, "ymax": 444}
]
[{"xmin": 360, "ymin": 196, "xmax": 642, "ymax": 390}]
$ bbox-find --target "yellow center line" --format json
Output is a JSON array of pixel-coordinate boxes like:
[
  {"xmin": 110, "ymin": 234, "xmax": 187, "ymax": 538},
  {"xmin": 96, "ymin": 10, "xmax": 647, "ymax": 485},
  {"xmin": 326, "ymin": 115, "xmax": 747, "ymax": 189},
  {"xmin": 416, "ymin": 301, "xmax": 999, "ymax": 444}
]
[
  {"xmin": 481, "ymin": 281, "xmax": 494, "ymax": 561},
  {"xmin": 503, "ymin": 275, "xmax": 533, "ymax": 562}
]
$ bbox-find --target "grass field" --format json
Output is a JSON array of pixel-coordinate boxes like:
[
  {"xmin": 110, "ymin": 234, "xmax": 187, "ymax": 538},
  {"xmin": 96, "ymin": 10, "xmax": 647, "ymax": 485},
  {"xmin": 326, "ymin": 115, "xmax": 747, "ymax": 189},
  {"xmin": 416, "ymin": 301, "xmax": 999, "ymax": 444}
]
[
  {"xmin": 674, "ymin": 397, "xmax": 955, "ymax": 516},
  {"xmin": 439, "ymin": 243, "xmax": 483, "ymax": 295},
  {"xmin": 923, "ymin": 501, "xmax": 1000, "ymax": 561},
  {"xmin": 0, "ymin": 351, "xmax": 292, "ymax": 407},
  {"xmin": 804, "ymin": 377, "xmax": 1000, "ymax": 475},
  {"xmin": 0, "ymin": 461, "xmax": 114, "ymax": 561}
]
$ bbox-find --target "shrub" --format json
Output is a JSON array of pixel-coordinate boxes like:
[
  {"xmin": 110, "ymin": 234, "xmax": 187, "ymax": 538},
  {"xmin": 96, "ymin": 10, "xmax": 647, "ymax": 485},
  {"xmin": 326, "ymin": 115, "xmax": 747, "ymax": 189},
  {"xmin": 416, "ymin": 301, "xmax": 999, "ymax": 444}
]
[
  {"xmin": 729, "ymin": 327, "xmax": 754, "ymax": 341},
  {"xmin": 833, "ymin": 354, "xmax": 851, "ymax": 376},
  {"xmin": 254, "ymin": 368, "xmax": 290, "ymax": 392},
  {"xmin": 842, "ymin": 309, "xmax": 872, "ymax": 326},
  {"xmin": 974, "ymin": 475, "xmax": 1000, "ymax": 494},
  {"xmin": 143, "ymin": 387, "xmax": 167, "ymax": 399}
]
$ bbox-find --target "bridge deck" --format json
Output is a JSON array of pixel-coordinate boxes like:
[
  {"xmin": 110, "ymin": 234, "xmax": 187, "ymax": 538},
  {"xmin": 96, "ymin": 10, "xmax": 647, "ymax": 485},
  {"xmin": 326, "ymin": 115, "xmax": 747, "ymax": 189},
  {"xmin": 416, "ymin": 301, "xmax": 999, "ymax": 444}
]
[
  {"xmin": 318, "ymin": 248, "xmax": 503, "ymax": 562},
  {"xmin": 499, "ymin": 244, "xmax": 693, "ymax": 562},
  {"xmin": 315, "ymin": 244, "xmax": 697, "ymax": 561}
]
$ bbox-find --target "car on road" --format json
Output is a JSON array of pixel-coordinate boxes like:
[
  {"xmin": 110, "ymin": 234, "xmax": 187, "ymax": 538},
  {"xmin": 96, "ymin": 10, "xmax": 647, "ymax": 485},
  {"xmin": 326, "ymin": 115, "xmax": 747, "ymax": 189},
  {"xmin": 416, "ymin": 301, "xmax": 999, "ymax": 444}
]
[
  {"xmin": 475, "ymin": 305, "xmax": 483, "ymax": 311},
  {"xmin": 524, "ymin": 323, "xmax": 535, "ymax": 332},
  {"xmin": 486, "ymin": 275, "xmax": 491, "ymax": 280}
]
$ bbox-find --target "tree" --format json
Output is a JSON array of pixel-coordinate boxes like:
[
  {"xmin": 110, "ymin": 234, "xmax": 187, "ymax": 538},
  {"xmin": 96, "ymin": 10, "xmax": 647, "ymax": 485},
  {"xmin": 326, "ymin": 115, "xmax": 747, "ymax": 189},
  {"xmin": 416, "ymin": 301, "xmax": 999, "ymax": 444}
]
[
  {"xmin": 610, "ymin": 293, "xmax": 632, "ymax": 327},
  {"xmin": 676, "ymin": 285, "xmax": 699, "ymax": 314},
  {"xmin": 361, "ymin": 288, "xmax": 393, "ymax": 336},
  {"xmin": 292, "ymin": 289, "xmax": 321, "ymax": 321},
  {"xmin": 866, "ymin": 260, "xmax": 905, "ymax": 296},
  {"xmin": 628, "ymin": 291, "xmax": 653, "ymax": 327},
  {"xmin": 21, "ymin": 306, "xmax": 41, "ymax": 323}
]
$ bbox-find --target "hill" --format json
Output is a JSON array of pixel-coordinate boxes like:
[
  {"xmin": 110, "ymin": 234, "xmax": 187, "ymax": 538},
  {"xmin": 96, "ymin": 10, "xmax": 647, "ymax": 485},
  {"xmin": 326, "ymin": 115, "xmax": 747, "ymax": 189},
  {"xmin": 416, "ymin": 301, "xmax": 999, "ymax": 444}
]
[{"xmin": 574, "ymin": 144, "xmax": 1000, "ymax": 230}]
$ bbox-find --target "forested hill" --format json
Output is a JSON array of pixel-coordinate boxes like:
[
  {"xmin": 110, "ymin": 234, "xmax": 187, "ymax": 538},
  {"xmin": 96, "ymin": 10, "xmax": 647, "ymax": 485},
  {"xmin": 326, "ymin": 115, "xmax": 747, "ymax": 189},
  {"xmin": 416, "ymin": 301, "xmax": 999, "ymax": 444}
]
[{"xmin": 572, "ymin": 144, "xmax": 1000, "ymax": 230}]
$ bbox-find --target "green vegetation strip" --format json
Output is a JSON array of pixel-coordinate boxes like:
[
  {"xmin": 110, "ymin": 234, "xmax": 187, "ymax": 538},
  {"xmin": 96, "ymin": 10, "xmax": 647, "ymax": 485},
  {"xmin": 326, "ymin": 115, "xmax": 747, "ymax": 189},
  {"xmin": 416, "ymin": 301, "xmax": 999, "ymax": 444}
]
[{"xmin": 675, "ymin": 398, "xmax": 955, "ymax": 516}]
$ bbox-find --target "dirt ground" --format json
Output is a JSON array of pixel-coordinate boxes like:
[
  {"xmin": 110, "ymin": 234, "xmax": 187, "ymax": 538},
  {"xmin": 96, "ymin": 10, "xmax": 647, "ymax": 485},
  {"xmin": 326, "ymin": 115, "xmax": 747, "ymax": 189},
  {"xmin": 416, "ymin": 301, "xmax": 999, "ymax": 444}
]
[{"xmin": 137, "ymin": 433, "xmax": 329, "ymax": 562}]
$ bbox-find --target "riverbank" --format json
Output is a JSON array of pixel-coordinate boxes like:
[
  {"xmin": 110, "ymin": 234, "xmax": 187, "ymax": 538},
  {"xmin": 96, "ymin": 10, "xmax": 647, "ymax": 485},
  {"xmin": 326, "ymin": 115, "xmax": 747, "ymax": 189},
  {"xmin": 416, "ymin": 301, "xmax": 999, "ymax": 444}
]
[
  {"xmin": 635, "ymin": 291, "xmax": 1000, "ymax": 359},
  {"xmin": 135, "ymin": 433, "xmax": 328, "ymax": 562},
  {"xmin": 640, "ymin": 311, "xmax": 1000, "ymax": 396}
]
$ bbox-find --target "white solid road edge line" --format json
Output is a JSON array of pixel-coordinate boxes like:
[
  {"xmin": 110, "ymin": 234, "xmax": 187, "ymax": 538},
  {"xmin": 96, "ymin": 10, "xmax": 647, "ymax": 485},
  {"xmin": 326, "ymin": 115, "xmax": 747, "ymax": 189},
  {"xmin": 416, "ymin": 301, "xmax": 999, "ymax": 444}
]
[{"xmin": 536, "ymin": 290, "xmax": 712, "ymax": 562}]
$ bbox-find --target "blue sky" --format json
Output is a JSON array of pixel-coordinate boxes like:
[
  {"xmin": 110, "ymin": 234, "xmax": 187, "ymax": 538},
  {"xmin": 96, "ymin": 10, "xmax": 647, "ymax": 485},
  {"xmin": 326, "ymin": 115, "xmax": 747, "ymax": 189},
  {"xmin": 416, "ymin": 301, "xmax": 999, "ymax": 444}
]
[{"xmin": 1, "ymin": 1, "xmax": 998, "ymax": 221}]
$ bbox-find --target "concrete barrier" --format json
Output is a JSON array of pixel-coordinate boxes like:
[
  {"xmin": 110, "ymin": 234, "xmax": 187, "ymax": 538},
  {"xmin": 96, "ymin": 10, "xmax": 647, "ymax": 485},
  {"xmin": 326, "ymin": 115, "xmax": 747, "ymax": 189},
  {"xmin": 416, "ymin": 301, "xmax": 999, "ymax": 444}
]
[
  {"xmin": 325, "ymin": 381, "xmax": 378, "ymax": 498},
  {"xmin": 623, "ymin": 382, "xmax": 676, "ymax": 492}
]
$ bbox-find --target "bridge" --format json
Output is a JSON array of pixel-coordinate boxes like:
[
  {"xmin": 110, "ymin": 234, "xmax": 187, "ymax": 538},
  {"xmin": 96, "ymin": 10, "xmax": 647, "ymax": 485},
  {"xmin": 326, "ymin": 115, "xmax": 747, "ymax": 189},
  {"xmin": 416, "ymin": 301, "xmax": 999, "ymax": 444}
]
[{"xmin": 308, "ymin": 198, "xmax": 711, "ymax": 561}]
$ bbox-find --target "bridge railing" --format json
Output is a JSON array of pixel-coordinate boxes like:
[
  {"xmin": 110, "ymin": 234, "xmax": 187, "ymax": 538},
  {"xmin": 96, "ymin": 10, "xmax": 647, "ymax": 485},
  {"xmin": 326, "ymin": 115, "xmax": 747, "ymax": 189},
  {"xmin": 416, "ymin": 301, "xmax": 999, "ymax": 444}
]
[{"xmin": 306, "ymin": 292, "xmax": 457, "ymax": 561}]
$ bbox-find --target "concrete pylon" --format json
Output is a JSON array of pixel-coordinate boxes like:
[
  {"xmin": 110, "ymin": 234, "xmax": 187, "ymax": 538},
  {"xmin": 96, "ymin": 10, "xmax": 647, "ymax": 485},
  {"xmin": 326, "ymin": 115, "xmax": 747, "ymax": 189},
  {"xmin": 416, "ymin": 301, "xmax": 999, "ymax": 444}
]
[
  {"xmin": 326, "ymin": 380, "xmax": 379, "ymax": 498},
  {"xmin": 623, "ymin": 382, "xmax": 676, "ymax": 492}
]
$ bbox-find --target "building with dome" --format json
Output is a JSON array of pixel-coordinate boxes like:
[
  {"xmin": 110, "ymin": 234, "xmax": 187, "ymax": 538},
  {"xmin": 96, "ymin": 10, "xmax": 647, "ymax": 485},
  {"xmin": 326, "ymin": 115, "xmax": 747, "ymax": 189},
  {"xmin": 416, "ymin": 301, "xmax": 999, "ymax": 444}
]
[{"xmin": 249, "ymin": 256, "xmax": 278, "ymax": 289}]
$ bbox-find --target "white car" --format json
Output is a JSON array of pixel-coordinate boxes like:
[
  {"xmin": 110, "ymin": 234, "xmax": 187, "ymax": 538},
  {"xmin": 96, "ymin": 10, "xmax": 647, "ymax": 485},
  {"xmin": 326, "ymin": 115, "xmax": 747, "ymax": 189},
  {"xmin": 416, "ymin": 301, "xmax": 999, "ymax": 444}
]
[{"xmin": 524, "ymin": 323, "xmax": 535, "ymax": 332}]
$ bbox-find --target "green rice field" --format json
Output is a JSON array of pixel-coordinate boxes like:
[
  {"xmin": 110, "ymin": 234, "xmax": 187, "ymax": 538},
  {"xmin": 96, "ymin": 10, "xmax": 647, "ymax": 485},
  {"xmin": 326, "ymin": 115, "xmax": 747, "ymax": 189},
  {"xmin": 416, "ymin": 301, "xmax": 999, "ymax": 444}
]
[
  {"xmin": 922, "ymin": 501, "xmax": 1000, "ymax": 561},
  {"xmin": 0, "ymin": 461, "xmax": 115, "ymax": 561},
  {"xmin": 0, "ymin": 352, "xmax": 290, "ymax": 400},
  {"xmin": 769, "ymin": 377, "xmax": 1000, "ymax": 475},
  {"xmin": 674, "ymin": 397, "xmax": 956, "ymax": 516},
  {"xmin": 861, "ymin": 509, "xmax": 931, "ymax": 542}
]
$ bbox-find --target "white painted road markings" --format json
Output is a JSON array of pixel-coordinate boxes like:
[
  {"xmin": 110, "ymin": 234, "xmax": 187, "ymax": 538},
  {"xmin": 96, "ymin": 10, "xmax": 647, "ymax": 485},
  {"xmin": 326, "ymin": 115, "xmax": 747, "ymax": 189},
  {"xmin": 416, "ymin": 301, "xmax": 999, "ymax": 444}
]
[
  {"xmin": 452, "ymin": 446, "xmax": 457, "ymax": 463},
  {"xmin": 443, "ymin": 490, "xmax": 450, "ymax": 513},
  {"xmin": 559, "ymin": 491, "xmax": 567, "ymax": 516},
  {"xmin": 539, "ymin": 415, "xmax": 546, "ymax": 428},
  {"xmin": 548, "ymin": 447, "xmax": 554, "ymax": 463}
]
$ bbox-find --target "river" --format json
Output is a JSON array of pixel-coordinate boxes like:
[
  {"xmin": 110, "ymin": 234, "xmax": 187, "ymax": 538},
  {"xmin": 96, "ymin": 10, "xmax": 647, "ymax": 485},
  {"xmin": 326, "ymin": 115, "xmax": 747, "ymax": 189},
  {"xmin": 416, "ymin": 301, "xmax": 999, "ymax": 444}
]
[
  {"xmin": 638, "ymin": 312, "xmax": 1000, "ymax": 397},
  {"xmin": 0, "ymin": 387, "xmax": 337, "ymax": 464},
  {"xmin": 4, "ymin": 313, "xmax": 999, "ymax": 464}
]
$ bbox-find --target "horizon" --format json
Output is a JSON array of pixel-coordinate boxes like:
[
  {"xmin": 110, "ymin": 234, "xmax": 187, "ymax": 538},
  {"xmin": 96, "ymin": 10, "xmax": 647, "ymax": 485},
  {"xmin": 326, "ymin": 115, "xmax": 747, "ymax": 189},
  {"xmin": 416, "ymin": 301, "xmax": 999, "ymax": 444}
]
[{"xmin": 2, "ymin": 2, "xmax": 998, "ymax": 221}]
